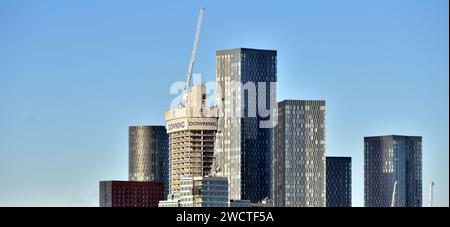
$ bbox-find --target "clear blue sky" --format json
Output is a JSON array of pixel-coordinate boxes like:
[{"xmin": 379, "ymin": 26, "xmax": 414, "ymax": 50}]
[{"xmin": 0, "ymin": 0, "xmax": 448, "ymax": 207}]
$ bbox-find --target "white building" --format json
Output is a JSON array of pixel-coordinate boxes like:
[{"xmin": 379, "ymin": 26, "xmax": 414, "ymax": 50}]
[
  {"xmin": 165, "ymin": 84, "xmax": 218, "ymax": 195},
  {"xmin": 159, "ymin": 176, "xmax": 228, "ymax": 207}
]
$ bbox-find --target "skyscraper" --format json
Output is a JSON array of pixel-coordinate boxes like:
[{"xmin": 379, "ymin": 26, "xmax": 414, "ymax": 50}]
[
  {"xmin": 326, "ymin": 156, "xmax": 351, "ymax": 207},
  {"xmin": 129, "ymin": 125, "xmax": 169, "ymax": 198},
  {"xmin": 273, "ymin": 100, "xmax": 326, "ymax": 207},
  {"xmin": 165, "ymin": 84, "xmax": 218, "ymax": 196},
  {"xmin": 215, "ymin": 48, "xmax": 277, "ymax": 203},
  {"xmin": 364, "ymin": 135, "xmax": 422, "ymax": 207}
]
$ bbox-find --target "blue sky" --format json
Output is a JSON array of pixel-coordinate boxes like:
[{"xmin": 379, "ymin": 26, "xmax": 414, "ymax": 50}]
[{"xmin": 0, "ymin": 0, "xmax": 448, "ymax": 206}]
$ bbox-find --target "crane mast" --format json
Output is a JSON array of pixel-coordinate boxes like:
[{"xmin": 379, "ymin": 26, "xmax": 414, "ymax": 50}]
[{"xmin": 181, "ymin": 7, "xmax": 205, "ymax": 107}]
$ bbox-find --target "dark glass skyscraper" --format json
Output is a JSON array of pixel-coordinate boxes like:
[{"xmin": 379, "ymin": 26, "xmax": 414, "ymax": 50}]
[
  {"xmin": 129, "ymin": 125, "xmax": 169, "ymax": 199},
  {"xmin": 215, "ymin": 48, "xmax": 277, "ymax": 203},
  {"xmin": 326, "ymin": 156, "xmax": 351, "ymax": 207},
  {"xmin": 364, "ymin": 135, "xmax": 422, "ymax": 207},
  {"xmin": 273, "ymin": 100, "xmax": 326, "ymax": 207}
]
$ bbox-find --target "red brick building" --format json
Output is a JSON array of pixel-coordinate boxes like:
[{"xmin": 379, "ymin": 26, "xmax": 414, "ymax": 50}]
[{"xmin": 99, "ymin": 181, "xmax": 163, "ymax": 207}]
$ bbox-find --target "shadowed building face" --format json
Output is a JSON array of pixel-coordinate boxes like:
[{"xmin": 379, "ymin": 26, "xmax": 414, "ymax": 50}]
[{"xmin": 326, "ymin": 156, "xmax": 352, "ymax": 207}]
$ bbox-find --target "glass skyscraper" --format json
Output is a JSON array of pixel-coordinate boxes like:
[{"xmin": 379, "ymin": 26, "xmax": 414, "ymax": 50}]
[
  {"xmin": 129, "ymin": 125, "xmax": 169, "ymax": 199},
  {"xmin": 326, "ymin": 156, "xmax": 351, "ymax": 207},
  {"xmin": 215, "ymin": 48, "xmax": 277, "ymax": 203},
  {"xmin": 364, "ymin": 135, "xmax": 422, "ymax": 207},
  {"xmin": 273, "ymin": 100, "xmax": 326, "ymax": 207}
]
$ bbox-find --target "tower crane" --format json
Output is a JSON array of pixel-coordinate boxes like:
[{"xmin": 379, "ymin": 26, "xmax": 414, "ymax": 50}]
[{"xmin": 181, "ymin": 7, "xmax": 206, "ymax": 107}]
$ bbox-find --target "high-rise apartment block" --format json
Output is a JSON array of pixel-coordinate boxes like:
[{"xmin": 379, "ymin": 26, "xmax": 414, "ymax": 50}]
[
  {"xmin": 215, "ymin": 48, "xmax": 277, "ymax": 203},
  {"xmin": 165, "ymin": 84, "xmax": 218, "ymax": 196},
  {"xmin": 326, "ymin": 156, "xmax": 351, "ymax": 207},
  {"xmin": 273, "ymin": 100, "xmax": 326, "ymax": 207},
  {"xmin": 364, "ymin": 135, "xmax": 422, "ymax": 207},
  {"xmin": 129, "ymin": 125, "xmax": 169, "ymax": 198}
]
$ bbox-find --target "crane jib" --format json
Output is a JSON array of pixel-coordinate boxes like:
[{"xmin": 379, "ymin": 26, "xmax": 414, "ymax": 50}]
[{"xmin": 182, "ymin": 7, "xmax": 206, "ymax": 107}]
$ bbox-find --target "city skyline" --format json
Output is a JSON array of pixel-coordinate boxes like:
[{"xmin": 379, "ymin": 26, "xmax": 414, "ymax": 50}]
[{"xmin": 0, "ymin": 0, "xmax": 448, "ymax": 206}]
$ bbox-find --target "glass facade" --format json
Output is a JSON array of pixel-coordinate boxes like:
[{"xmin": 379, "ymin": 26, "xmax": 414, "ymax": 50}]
[
  {"xmin": 179, "ymin": 176, "xmax": 229, "ymax": 207},
  {"xmin": 326, "ymin": 156, "xmax": 351, "ymax": 207},
  {"xmin": 215, "ymin": 48, "xmax": 277, "ymax": 203},
  {"xmin": 128, "ymin": 125, "xmax": 169, "ymax": 199},
  {"xmin": 273, "ymin": 100, "xmax": 326, "ymax": 207},
  {"xmin": 364, "ymin": 135, "xmax": 422, "ymax": 207}
]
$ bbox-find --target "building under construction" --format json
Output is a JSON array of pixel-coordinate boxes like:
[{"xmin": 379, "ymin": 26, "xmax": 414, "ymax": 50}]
[{"xmin": 165, "ymin": 84, "xmax": 218, "ymax": 195}]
